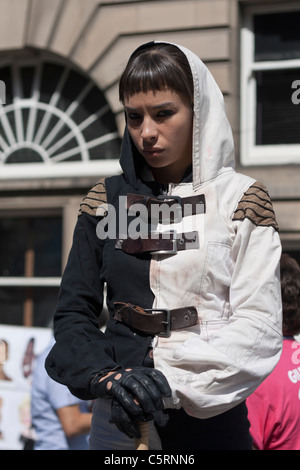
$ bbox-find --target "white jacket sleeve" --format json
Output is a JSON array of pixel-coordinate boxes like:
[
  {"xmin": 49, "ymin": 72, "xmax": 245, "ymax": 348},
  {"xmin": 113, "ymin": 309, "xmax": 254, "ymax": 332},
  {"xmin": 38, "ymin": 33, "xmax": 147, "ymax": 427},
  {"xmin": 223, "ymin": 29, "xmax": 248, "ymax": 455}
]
[{"xmin": 155, "ymin": 218, "xmax": 282, "ymax": 419}]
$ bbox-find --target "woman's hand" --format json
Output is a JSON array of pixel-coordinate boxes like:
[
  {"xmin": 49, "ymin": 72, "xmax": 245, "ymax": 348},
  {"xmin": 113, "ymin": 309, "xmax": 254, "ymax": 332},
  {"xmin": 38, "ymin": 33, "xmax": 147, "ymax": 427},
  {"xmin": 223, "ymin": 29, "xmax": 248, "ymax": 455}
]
[
  {"xmin": 91, "ymin": 366, "xmax": 171, "ymax": 416},
  {"xmin": 90, "ymin": 366, "xmax": 171, "ymax": 436}
]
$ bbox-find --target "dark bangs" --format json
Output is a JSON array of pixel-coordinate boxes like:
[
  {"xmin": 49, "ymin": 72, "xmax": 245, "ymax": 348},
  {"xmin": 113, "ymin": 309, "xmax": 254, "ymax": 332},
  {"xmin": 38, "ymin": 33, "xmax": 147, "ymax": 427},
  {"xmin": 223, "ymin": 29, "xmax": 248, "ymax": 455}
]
[{"xmin": 119, "ymin": 44, "xmax": 194, "ymax": 105}]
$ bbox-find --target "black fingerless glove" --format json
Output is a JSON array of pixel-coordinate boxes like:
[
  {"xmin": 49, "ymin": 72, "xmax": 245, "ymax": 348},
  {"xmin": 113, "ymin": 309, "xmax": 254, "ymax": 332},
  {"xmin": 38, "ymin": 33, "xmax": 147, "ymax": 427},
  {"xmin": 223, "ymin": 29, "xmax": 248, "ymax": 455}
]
[
  {"xmin": 109, "ymin": 398, "xmax": 147, "ymax": 438},
  {"xmin": 110, "ymin": 398, "xmax": 169, "ymax": 439},
  {"xmin": 90, "ymin": 366, "xmax": 171, "ymax": 417}
]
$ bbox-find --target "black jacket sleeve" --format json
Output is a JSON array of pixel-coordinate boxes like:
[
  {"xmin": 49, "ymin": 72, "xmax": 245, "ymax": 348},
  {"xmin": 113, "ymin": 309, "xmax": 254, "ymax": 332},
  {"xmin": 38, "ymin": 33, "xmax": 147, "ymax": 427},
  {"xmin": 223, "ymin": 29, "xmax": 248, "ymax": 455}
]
[{"xmin": 45, "ymin": 211, "xmax": 118, "ymax": 400}]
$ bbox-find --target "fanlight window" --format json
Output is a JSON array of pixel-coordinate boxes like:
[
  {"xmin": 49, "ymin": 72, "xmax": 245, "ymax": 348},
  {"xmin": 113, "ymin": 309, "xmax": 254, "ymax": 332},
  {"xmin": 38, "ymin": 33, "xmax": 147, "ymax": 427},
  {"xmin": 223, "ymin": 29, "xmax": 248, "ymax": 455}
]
[{"xmin": 0, "ymin": 60, "xmax": 120, "ymax": 178}]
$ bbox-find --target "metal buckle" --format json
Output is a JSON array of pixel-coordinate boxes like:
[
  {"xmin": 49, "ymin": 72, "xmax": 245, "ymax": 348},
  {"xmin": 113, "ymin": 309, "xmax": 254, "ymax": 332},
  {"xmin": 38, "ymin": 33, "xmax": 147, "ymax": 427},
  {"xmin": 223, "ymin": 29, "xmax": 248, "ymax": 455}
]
[
  {"xmin": 150, "ymin": 239, "xmax": 177, "ymax": 255},
  {"xmin": 157, "ymin": 195, "xmax": 182, "ymax": 223},
  {"xmin": 145, "ymin": 308, "xmax": 171, "ymax": 337},
  {"xmin": 149, "ymin": 230, "xmax": 177, "ymax": 255},
  {"xmin": 157, "ymin": 195, "xmax": 182, "ymax": 204}
]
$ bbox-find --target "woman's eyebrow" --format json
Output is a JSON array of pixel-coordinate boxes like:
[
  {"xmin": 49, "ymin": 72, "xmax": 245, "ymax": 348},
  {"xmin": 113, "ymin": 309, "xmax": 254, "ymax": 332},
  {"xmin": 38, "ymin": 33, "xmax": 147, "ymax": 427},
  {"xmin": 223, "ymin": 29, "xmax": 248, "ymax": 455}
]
[
  {"xmin": 125, "ymin": 102, "xmax": 175, "ymax": 111},
  {"xmin": 152, "ymin": 102, "xmax": 175, "ymax": 109},
  {"xmin": 124, "ymin": 106, "xmax": 138, "ymax": 112}
]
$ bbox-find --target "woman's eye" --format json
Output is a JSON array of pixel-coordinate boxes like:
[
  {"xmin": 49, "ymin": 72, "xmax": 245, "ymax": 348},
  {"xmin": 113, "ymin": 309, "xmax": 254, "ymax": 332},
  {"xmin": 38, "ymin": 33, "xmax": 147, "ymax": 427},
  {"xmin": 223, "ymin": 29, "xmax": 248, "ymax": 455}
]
[
  {"xmin": 127, "ymin": 112, "xmax": 141, "ymax": 120},
  {"xmin": 157, "ymin": 110, "xmax": 174, "ymax": 118}
]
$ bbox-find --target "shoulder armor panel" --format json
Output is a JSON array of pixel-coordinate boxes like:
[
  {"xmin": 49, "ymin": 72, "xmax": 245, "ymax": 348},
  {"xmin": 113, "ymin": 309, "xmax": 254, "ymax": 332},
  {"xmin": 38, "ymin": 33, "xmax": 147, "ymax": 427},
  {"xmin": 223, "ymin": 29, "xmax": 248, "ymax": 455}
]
[
  {"xmin": 232, "ymin": 182, "xmax": 279, "ymax": 231},
  {"xmin": 79, "ymin": 178, "xmax": 107, "ymax": 217}
]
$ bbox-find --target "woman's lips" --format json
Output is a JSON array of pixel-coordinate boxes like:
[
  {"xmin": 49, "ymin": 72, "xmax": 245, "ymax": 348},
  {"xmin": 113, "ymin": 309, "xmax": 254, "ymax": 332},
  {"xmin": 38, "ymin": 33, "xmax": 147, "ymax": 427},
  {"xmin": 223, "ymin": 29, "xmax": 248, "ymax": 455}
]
[{"xmin": 143, "ymin": 148, "xmax": 164, "ymax": 156}]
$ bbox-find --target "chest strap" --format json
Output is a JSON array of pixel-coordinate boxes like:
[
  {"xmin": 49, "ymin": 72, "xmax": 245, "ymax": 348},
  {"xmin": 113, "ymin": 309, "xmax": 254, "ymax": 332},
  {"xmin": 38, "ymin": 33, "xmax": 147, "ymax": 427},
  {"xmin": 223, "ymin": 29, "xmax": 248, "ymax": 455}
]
[
  {"xmin": 114, "ymin": 302, "xmax": 198, "ymax": 337},
  {"xmin": 127, "ymin": 193, "xmax": 206, "ymax": 223},
  {"xmin": 115, "ymin": 230, "xmax": 199, "ymax": 255}
]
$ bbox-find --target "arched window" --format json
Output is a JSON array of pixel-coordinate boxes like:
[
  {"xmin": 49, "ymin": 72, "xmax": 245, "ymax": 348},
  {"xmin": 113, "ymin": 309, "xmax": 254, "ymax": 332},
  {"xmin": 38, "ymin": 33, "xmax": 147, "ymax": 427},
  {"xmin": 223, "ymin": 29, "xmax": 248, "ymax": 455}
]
[
  {"xmin": 0, "ymin": 55, "xmax": 121, "ymax": 327},
  {"xmin": 0, "ymin": 58, "xmax": 121, "ymax": 178}
]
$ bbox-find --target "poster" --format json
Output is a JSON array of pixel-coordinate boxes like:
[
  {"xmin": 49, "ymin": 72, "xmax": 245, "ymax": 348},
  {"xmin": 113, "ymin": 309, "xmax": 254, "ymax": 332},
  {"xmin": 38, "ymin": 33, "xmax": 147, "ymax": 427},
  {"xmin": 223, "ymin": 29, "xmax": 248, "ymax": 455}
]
[{"xmin": 0, "ymin": 325, "xmax": 52, "ymax": 450}]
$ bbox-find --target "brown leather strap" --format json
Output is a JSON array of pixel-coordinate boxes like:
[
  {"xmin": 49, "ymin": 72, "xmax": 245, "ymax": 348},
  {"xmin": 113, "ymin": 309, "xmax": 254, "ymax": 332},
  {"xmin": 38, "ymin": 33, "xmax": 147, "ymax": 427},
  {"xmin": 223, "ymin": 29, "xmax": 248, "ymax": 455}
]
[
  {"xmin": 127, "ymin": 193, "xmax": 206, "ymax": 222},
  {"xmin": 114, "ymin": 302, "xmax": 198, "ymax": 337},
  {"xmin": 115, "ymin": 231, "xmax": 199, "ymax": 254}
]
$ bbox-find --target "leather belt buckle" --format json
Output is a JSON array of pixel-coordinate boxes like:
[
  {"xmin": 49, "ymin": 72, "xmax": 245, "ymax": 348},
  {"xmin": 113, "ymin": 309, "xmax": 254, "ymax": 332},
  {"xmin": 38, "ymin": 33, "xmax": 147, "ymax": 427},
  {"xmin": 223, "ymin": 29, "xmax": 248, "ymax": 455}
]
[
  {"xmin": 149, "ymin": 230, "xmax": 177, "ymax": 255},
  {"xmin": 145, "ymin": 308, "xmax": 171, "ymax": 337}
]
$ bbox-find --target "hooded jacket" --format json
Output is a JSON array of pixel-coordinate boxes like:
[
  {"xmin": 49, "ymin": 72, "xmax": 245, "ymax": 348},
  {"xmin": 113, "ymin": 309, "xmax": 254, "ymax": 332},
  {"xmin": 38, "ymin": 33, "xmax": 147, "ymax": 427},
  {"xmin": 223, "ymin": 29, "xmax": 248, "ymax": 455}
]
[{"xmin": 46, "ymin": 42, "xmax": 282, "ymax": 419}]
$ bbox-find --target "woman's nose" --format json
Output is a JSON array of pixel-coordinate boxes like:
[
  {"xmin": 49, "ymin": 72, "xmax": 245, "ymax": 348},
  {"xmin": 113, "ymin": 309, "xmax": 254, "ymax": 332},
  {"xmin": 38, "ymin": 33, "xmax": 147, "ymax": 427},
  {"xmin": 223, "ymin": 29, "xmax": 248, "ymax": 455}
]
[{"xmin": 141, "ymin": 118, "xmax": 158, "ymax": 141}]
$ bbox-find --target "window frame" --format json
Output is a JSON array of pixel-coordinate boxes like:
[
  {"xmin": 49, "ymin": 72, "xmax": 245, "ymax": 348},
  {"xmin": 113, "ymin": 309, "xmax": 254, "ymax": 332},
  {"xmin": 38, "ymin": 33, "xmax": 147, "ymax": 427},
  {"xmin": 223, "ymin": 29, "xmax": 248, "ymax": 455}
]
[
  {"xmin": 0, "ymin": 55, "xmax": 121, "ymax": 180},
  {"xmin": 0, "ymin": 196, "xmax": 80, "ymax": 326},
  {"xmin": 240, "ymin": 3, "xmax": 300, "ymax": 166}
]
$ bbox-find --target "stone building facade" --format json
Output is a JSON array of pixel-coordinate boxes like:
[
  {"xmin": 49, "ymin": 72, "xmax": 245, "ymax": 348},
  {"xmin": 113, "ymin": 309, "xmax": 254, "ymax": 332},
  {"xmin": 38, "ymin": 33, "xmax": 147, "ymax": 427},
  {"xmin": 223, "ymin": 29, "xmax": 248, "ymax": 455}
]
[{"xmin": 0, "ymin": 0, "xmax": 299, "ymax": 326}]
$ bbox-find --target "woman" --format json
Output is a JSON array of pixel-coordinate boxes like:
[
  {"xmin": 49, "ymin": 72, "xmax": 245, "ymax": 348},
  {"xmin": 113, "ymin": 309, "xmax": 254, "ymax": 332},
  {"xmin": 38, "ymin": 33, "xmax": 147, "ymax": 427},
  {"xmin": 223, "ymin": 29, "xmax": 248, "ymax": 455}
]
[
  {"xmin": 46, "ymin": 41, "xmax": 282, "ymax": 450},
  {"xmin": 246, "ymin": 254, "xmax": 300, "ymax": 450}
]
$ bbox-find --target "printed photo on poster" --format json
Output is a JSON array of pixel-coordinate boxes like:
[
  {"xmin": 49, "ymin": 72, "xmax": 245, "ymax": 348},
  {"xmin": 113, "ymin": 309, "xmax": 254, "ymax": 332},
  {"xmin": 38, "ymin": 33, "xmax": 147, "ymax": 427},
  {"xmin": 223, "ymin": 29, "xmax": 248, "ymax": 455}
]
[{"xmin": 0, "ymin": 325, "xmax": 52, "ymax": 450}]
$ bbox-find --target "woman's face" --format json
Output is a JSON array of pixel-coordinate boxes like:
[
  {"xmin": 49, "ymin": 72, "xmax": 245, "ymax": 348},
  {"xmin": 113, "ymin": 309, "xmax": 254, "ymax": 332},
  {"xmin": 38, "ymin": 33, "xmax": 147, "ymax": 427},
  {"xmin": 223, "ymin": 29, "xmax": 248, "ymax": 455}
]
[{"xmin": 124, "ymin": 89, "xmax": 193, "ymax": 183}]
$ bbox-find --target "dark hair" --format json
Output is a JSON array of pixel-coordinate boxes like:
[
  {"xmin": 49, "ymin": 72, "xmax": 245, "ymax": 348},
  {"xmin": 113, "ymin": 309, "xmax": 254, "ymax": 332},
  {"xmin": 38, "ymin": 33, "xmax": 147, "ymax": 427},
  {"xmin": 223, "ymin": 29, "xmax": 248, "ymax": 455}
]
[
  {"xmin": 280, "ymin": 253, "xmax": 300, "ymax": 336},
  {"xmin": 119, "ymin": 42, "xmax": 194, "ymax": 105}
]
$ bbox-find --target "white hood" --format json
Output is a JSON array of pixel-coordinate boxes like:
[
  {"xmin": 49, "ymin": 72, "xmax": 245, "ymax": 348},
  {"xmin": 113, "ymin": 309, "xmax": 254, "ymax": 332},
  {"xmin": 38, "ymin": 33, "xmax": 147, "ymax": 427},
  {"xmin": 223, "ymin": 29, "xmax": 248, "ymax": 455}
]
[{"xmin": 160, "ymin": 42, "xmax": 235, "ymax": 189}]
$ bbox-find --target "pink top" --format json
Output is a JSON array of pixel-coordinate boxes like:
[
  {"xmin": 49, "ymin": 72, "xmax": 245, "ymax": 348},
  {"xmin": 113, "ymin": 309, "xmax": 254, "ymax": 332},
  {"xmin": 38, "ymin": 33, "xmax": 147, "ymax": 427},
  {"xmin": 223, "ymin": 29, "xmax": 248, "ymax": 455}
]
[{"xmin": 246, "ymin": 338, "xmax": 300, "ymax": 450}]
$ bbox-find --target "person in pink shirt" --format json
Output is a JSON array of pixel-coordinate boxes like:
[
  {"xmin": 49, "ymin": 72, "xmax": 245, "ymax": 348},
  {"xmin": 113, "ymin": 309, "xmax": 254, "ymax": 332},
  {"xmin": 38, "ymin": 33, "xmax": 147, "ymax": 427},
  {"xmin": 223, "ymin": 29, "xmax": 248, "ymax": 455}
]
[{"xmin": 246, "ymin": 253, "xmax": 300, "ymax": 450}]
